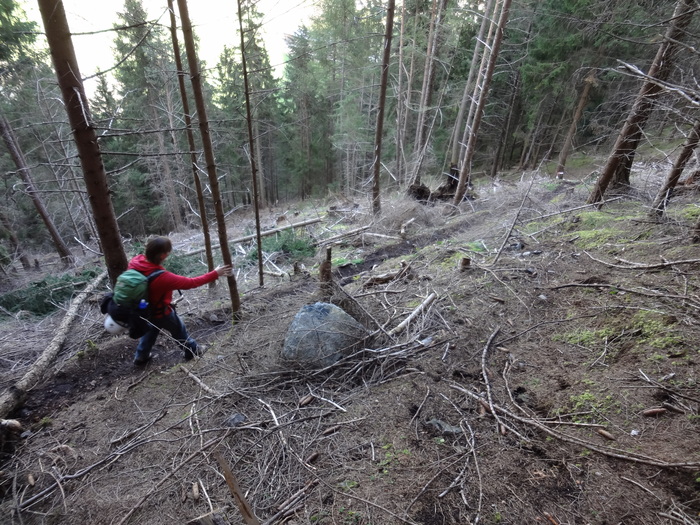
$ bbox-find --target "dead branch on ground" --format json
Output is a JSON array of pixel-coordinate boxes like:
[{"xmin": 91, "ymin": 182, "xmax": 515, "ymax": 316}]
[
  {"xmin": 450, "ymin": 384, "xmax": 700, "ymax": 470},
  {"xmin": 316, "ymin": 225, "xmax": 371, "ymax": 246},
  {"xmin": 549, "ymin": 282, "xmax": 700, "ymax": 308},
  {"xmin": 0, "ymin": 270, "xmax": 107, "ymax": 418},
  {"xmin": 185, "ymin": 218, "xmax": 323, "ymax": 256},
  {"xmin": 387, "ymin": 292, "xmax": 437, "ymax": 336},
  {"xmin": 584, "ymin": 251, "xmax": 700, "ymax": 270}
]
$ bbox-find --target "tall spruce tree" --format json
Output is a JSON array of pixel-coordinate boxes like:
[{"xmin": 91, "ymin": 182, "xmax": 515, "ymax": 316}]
[
  {"xmin": 281, "ymin": 27, "xmax": 333, "ymax": 199},
  {"xmin": 214, "ymin": 2, "xmax": 279, "ymax": 208},
  {"xmin": 108, "ymin": 0, "xmax": 183, "ymax": 235}
]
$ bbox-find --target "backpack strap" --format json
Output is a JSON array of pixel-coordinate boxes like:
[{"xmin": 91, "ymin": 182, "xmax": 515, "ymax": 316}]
[{"xmin": 145, "ymin": 270, "xmax": 168, "ymax": 317}]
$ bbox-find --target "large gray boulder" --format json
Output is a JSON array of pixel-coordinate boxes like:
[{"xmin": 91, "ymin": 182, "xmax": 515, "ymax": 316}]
[{"xmin": 281, "ymin": 302, "xmax": 368, "ymax": 368}]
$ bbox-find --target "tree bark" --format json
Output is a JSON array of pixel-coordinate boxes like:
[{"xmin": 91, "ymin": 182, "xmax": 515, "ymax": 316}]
[
  {"xmin": 167, "ymin": 0, "xmax": 215, "ymax": 278},
  {"xmin": 398, "ymin": 3, "xmax": 420, "ymax": 187},
  {"xmin": 650, "ymin": 119, "xmax": 700, "ymax": 218},
  {"xmin": 37, "ymin": 0, "xmax": 127, "ymax": 284},
  {"xmin": 409, "ymin": 0, "xmax": 449, "ymax": 186},
  {"xmin": 491, "ymin": 70, "xmax": 520, "ymax": 178},
  {"xmin": 587, "ymin": 0, "xmax": 695, "ymax": 204},
  {"xmin": 177, "ymin": 0, "xmax": 241, "ymax": 316},
  {"xmin": 371, "ymin": 0, "xmax": 396, "ymax": 216},
  {"xmin": 237, "ymin": 0, "xmax": 265, "ymax": 287},
  {"xmin": 395, "ymin": 0, "xmax": 407, "ymax": 186}
]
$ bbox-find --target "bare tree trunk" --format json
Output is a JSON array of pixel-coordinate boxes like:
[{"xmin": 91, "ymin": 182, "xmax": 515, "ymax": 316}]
[
  {"xmin": 167, "ymin": 0, "xmax": 215, "ymax": 278},
  {"xmin": 450, "ymin": 0, "xmax": 495, "ymax": 186},
  {"xmin": 152, "ymin": 86, "xmax": 183, "ymax": 230},
  {"xmin": 177, "ymin": 0, "xmax": 241, "ymax": 315},
  {"xmin": 300, "ymin": 93, "xmax": 311, "ymax": 199},
  {"xmin": 0, "ymin": 209, "xmax": 31, "ymax": 270},
  {"xmin": 412, "ymin": 0, "xmax": 438, "ymax": 155},
  {"xmin": 453, "ymin": 0, "xmax": 513, "ymax": 205},
  {"xmin": 38, "ymin": 0, "xmax": 127, "ymax": 284},
  {"xmin": 588, "ymin": 0, "xmax": 695, "ymax": 204},
  {"xmin": 650, "ymin": 119, "xmax": 700, "ymax": 218},
  {"xmin": 395, "ymin": 0, "xmax": 407, "ymax": 187},
  {"xmin": 236, "ymin": 0, "xmax": 264, "ymax": 287},
  {"xmin": 35, "ymin": 82, "xmax": 95, "ymax": 247},
  {"xmin": 398, "ymin": 6, "xmax": 420, "ymax": 186},
  {"xmin": 520, "ymin": 108, "xmax": 544, "ymax": 169},
  {"xmin": 491, "ymin": 70, "xmax": 520, "ymax": 178},
  {"xmin": 371, "ymin": 0, "xmax": 396, "ymax": 216},
  {"xmin": 253, "ymin": 118, "xmax": 266, "ymax": 207},
  {"xmin": 0, "ymin": 113, "xmax": 74, "ymax": 264},
  {"xmin": 409, "ymin": 0, "xmax": 449, "ymax": 186},
  {"xmin": 556, "ymin": 71, "xmax": 597, "ymax": 178}
]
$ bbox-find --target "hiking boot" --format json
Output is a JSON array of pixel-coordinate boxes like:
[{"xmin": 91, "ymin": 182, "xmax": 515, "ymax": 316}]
[
  {"xmin": 184, "ymin": 345, "xmax": 205, "ymax": 361},
  {"xmin": 133, "ymin": 352, "xmax": 156, "ymax": 366}
]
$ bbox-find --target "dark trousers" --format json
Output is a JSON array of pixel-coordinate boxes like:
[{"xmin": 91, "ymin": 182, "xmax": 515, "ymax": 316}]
[{"xmin": 134, "ymin": 309, "xmax": 198, "ymax": 361}]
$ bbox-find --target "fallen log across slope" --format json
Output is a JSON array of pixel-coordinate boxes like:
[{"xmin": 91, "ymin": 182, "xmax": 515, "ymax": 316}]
[{"xmin": 0, "ymin": 270, "xmax": 107, "ymax": 418}]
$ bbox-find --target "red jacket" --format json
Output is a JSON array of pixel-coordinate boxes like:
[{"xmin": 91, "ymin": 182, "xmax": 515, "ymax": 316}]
[{"xmin": 127, "ymin": 254, "xmax": 219, "ymax": 318}]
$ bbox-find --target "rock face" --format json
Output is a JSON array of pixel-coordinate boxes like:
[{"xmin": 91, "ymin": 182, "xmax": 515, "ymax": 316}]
[{"xmin": 281, "ymin": 302, "xmax": 367, "ymax": 368}]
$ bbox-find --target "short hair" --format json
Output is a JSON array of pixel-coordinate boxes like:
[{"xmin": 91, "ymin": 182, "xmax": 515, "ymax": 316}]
[{"xmin": 145, "ymin": 236, "xmax": 172, "ymax": 264}]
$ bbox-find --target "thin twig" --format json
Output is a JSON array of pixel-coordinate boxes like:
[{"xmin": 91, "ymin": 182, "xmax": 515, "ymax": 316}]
[
  {"xmin": 181, "ymin": 365, "xmax": 221, "ymax": 396},
  {"xmin": 387, "ymin": 292, "xmax": 438, "ymax": 336},
  {"xmin": 620, "ymin": 476, "xmax": 662, "ymax": 501},
  {"xmin": 491, "ymin": 176, "xmax": 535, "ymax": 266},
  {"xmin": 115, "ymin": 434, "xmax": 229, "ymax": 525},
  {"xmin": 451, "ymin": 384, "xmax": 700, "ymax": 470},
  {"xmin": 584, "ymin": 251, "xmax": 700, "ymax": 270}
]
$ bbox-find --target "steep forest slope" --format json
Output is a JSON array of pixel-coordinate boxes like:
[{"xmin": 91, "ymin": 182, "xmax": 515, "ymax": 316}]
[{"xmin": 0, "ymin": 168, "xmax": 699, "ymax": 525}]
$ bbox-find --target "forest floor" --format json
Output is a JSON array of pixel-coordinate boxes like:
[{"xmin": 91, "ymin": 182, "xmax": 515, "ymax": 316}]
[{"xmin": 0, "ymin": 162, "xmax": 699, "ymax": 525}]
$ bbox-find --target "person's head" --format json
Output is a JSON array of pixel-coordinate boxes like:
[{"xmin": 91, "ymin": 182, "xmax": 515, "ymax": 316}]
[{"xmin": 145, "ymin": 236, "xmax": 172, "ymax": 264}]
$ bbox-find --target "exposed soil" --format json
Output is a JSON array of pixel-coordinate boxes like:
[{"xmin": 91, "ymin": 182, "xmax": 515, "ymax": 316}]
[{"xmin": 0, "ymin": 169, "xmax": 699, "ymax": 525}]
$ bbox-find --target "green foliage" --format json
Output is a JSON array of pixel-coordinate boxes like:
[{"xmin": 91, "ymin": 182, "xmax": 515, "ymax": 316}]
[
  {"xmin": 0, "ymin": 244, "xmax": 10, "ymax": 266},
  {"xmin": 163, "ymin": 252, "xmax": 207, "ymax": 278},
  {"xmin": 332, "ymin": 257, "xmax": 364, "ymax": 266},
  {"xmin": 464, "ymin": 240, "xmax": 488, "ymax": 253},
  {"xmin": 0, "ymin": 0, "xmax": 38, "ymax": 67},
  {"xmin": 632, "ymin": 311, "xmax": 682, "ymax": 350},
  {"xmin": 338, "ymin": 479, "xmax": 359, "ymax": 490},
  {"xmin": 679, "ymin": 205, "xmax": 700, "ymax": 222},
  {"xmin": 554, "ymin": 327, "xmax": 615, "ymax": 346},
  {"xmin": 0, "ymin": 268, "xmax": 100, "ymax": 317},
  {"xmin": 247, "ymin": 231, "xmax": 316, "ymax": 262},
  {"xmin": 565, "ymin": 211, "xmax": 642, "ymax": 248},
  {"xmin": 568, "ymin": 390, "xmax": 616, "ymax": 422}
]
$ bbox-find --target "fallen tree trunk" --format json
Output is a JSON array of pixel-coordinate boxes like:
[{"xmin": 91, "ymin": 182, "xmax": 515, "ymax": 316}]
[
  {"xmin": 388, "ymin": 292, "xmax": 437, "ymax": 336},
  {"xmin": 316, "ymin": 225, "xmax": 371, "ymax": 246},
  {"xmin": 0, "ymin": 270, "xmax": 107, "ymax": 418},
  {"xmin": 184, "ymin": 218, "xmax": 322, "ymax": 256}
]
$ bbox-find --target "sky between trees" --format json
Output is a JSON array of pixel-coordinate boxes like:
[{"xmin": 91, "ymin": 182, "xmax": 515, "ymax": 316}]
[{"xmin": 20, "ymin": 0, "xmax": 316, "ymax": 90}]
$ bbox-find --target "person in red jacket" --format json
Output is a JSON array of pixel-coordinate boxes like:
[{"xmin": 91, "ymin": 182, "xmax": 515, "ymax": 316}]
[{"xmin": 129, "ymin": 236, "xmax": 232, "ymax": 365}]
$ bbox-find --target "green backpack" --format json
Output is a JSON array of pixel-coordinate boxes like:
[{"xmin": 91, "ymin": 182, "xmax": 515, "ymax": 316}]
[{"xmin": 113, "ymin": 269, "xmax": 165, "ymax": 308}]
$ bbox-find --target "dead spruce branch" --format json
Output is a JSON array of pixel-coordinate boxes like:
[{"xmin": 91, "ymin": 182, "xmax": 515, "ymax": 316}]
[{"xmin": 450, "ymin": 384, "xmax": 700, "ymax": 470}]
